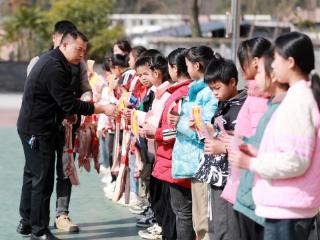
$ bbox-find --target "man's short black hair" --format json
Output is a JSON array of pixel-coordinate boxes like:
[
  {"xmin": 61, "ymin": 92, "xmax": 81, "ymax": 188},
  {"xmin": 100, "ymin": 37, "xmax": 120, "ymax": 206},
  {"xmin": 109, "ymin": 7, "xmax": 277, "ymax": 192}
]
[
  {"xmin": 61, "ymin": 29, "xmax": 88, "ymax": 43},
  {"xmin": 53, "ymin": 20, "xmax": 77, "ymax": 34},
  {"xmin": 204, "ymin": 58, "xmax": 238, "ymax": 85}
]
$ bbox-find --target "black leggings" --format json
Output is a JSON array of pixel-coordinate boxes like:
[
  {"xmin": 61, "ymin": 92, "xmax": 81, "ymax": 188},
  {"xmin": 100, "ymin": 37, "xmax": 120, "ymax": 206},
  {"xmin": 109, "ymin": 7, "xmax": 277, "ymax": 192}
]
[{"xmin": 149, "ymin": 176, "xmax": 177, "ymax": 240}]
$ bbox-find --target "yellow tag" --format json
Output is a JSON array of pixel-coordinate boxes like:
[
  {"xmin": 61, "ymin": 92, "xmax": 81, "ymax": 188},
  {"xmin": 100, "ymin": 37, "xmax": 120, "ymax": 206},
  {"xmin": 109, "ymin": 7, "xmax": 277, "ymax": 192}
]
[
  {"xmin": 192, "ymin": 106, "xmax": 202, "ymax": 129},
  {"xmin": 89, "ymin": 73, "xmax": 100, "ymax": 88},
  {"xmin": 131, "ymin": 109, "xmax": 139, "ymax": 136},
  {"xmin": 118, "ymin": 92, "xmax": 130, "ymax": 111}
]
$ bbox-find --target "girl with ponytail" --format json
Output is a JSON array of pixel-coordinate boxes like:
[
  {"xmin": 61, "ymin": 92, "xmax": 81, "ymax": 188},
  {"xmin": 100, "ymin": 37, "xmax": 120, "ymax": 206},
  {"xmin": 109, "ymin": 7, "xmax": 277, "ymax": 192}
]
[{"xmin": 229, "ymin": 31, "xmax": 320, "ymax": 240}]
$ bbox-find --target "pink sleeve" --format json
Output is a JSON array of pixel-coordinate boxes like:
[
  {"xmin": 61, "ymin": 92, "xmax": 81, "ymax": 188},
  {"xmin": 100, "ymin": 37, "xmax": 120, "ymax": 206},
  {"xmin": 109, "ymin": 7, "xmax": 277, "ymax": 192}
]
[
  {"xmin": 146, "ymin": 93, "xmax": 171, "ymax": 128},
  {"xmin": 234, "ymin": 97, "xmax": 252, "ymax": 137},
  {"xmin": 234, "ymin": 96, "xmax": 268, "ymax": 137}
]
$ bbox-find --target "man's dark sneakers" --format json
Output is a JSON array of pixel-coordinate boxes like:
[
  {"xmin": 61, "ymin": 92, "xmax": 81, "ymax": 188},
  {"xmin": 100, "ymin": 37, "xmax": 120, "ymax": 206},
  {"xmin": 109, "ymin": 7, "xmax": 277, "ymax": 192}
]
[
  {"xmin": 30, "ymin": 230, "xmax": 60, "ymax": 240},
  {"xmin": 16, "ymin": 220, "xmax": 31, "ymax": 235}
]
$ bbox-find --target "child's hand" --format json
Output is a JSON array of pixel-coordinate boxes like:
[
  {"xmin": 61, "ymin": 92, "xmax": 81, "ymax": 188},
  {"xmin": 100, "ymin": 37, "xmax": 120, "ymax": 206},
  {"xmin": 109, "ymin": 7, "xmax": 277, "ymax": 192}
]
[
  {"xmin": 228, "ymin": 148, "xmax": 252, "ymax": 170},
  {"xmin": 123, "ymin": 108, "xmax": 132, "ymax": 123},
  {"xmin": 189, "ymin": 120, "xmax": 196, "ymax": 131},
  {"xmin": 204, "ymin": 138, "xmax": 227, "ymax": 155},
  {"xmin": 205, "ymin": 123, "xmax": 215, "ymax": 138},
  {"xmin": 101, "ymin": 128, "xmax": 107, "ymax": 138},
  {"xmin": 134, "ymin": 169, "xmax": 141, "ymax": 178},
  {"xmin": 221, "ymin": 133, "xmax": 233, "ymax": 152},
  {"xmin": 121, "ymin": 86, "xmax": 128, "ymax": 94},
  {"xmin": 168, "ymin": 112, "xmax": 179, "ymax": 126},
  {"xmin": 144, "ymin": 123, "xmax": 156, "ymax": 139},
  {"xmin": 239, "ymin": 144, "xmax": 257, "ymax": 157}
]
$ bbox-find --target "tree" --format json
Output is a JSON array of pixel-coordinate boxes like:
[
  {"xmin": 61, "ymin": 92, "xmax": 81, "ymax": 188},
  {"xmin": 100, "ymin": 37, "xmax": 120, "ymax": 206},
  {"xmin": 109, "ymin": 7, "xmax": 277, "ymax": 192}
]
[
  {"xmin": 46, "ymin": 0, "xmax": 123, "ymax": 61},
  {"xmin": 190, "ymin": 0, "xmax": 201, "ymax": 37},
  {"xmin": 1, "ymin": 5, "xmax": 50, "ymax": 61},
  {"xmin": 0, "ymin": 0, "xmax": 123, "ymax": 62}
]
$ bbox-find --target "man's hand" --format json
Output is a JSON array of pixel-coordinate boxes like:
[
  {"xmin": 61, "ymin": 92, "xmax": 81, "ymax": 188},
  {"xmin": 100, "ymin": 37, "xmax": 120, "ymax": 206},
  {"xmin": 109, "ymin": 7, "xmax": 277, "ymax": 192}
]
[
  {"xmin": 81, "ymin": 93, "xmax": 92, "ymax": 102},
  {"xmin": 94, "ymin": 103, "xmax": 120, "ymax": 119},
  {"xmin": 104, "ymin": 104, "xmax": 120, "ymax": 119}
]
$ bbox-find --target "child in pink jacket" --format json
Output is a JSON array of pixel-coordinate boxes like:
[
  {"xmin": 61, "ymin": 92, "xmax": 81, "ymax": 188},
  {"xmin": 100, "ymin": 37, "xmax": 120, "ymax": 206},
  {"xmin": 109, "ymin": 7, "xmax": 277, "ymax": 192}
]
[
  {"xmin": 229, "ymin": 32, "xmax": 320, "ymax": 240},
  {"xmin": 221, "ymin": 37, "xmax": 271, "ymax": 240},
  {"xmin": 222, "ymin": 37, "xmax": 271, "ymax": 204}
]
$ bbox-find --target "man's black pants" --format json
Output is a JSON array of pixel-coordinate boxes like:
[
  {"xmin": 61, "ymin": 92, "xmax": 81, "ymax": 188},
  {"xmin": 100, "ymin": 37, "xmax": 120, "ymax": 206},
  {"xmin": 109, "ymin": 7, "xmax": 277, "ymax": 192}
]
[{"xmin": 18, "ymin": 131, "xmax": 56, "ymax": 236}]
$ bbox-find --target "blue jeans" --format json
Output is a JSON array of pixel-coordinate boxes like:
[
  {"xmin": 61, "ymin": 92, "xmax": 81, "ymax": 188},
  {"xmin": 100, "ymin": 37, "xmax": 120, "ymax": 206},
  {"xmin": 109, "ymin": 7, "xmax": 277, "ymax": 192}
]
[
  {"xmin": 99, "ymin": 133, "xmax": 108, "ymax": 167},
  {"xmin": 264, "ymin": 218, "xmax": 314, "ymax": 240},
  {"xmin": 99, "ymin": 132, "xmax": 115, "ymax": 168},
  {"xmin": 129, "ymin": 152, "xmax": 138, "ymax": 194}
]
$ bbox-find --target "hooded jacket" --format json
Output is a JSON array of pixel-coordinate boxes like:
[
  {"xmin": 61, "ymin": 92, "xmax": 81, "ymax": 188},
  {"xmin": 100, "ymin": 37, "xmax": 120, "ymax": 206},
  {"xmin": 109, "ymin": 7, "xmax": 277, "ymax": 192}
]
[
  {"xmin": 136, "ymin": 81, "xmax": 171, "ymax": 154},
  {"xmin": 172, "ymin": 79, "xmax": 218, "ymax": 179},
  {"xmin": 233, "ymin": 94, "xmax": 286, "ymax": 225},
  {"xmin": 18, "ymin": 48, "xmax": 94, "ymax": 136},
  {"xmin": 252, "ymin": 81, "xmax": 320, "ymax": 219},
  {"xmin": 221, "ymin": 80, "xmax": 269, "ymax": 203},
  {"xmin": 193, "ymin": 90, "xmax": 247, "ymax": 187},
  {"xmin": 151, "ymin": 80, "xmax": 192, "ymax": 188}
]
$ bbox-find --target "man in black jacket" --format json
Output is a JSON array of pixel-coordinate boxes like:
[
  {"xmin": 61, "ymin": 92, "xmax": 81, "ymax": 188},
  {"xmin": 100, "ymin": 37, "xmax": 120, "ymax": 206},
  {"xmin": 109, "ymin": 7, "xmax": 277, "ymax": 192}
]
[
  {"xmin": 16, "ymin": 29, "xmax": 118, "ymax": 240},
  {"xmin": 27, "ymin": 20, "xmax": 92, "ymax": 234}
]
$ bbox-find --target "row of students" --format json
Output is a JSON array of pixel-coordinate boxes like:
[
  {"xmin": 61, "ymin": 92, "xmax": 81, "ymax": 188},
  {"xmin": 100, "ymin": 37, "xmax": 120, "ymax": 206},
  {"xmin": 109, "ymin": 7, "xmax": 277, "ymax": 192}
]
[{"xmin": 93, "ymin": 32, "xmax": 320, "ymax": 240}]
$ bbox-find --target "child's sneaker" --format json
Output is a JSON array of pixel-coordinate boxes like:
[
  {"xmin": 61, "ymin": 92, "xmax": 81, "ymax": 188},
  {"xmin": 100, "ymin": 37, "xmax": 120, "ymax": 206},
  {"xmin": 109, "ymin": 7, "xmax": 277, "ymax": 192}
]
[
  {"xmin": 99, "ymin": 165, "xmax": 109, "ymax": 175},
  {"xmin": 130, "ymin": 199, "xmax": 149, "ymax": 211},
  {"xmin": 138, "ymin": 223, "xmax": 162, "ymax": 239},
  {"xmin": 136, "ymin": 214, "xmax": 157, "ymax": 228},
  {"xmin": 128, "ymin": 192, "xmax": 141, "ymax": 207},
  {"xmin": 116, "ymin": 195, "xmax": 129, "ymax": 206},
  {"xmin": 101, "ymin": 175, "xmax": 112, "ymax": 184},
  {"xmin": 146, "ymin": 223, "xmax": 162, "ymax": 235},
  {"xmin": 100, "ymin": 166, "xmax": 112, "ymax": 184},
  {"xmin": 104, "ymin": 181, "xmax": 115, "ymax": 199},
  {"xmin": 129, "ymin": 204, "xmax": 145, "ymax": 214},
  {"xmin": 135, "ymin": 207, "xmax": 153, "ymax": 220}
]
